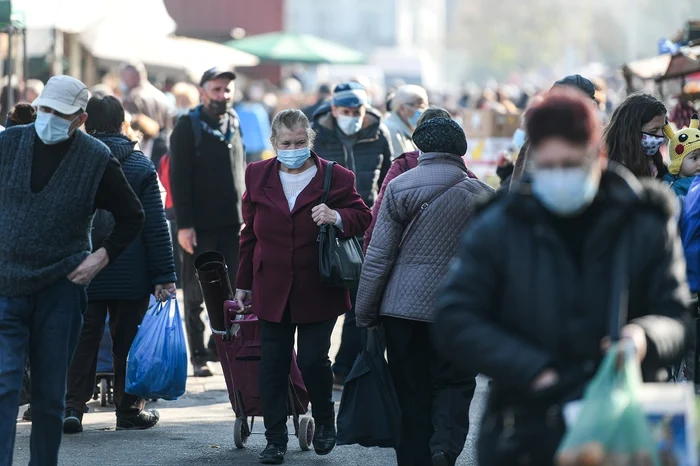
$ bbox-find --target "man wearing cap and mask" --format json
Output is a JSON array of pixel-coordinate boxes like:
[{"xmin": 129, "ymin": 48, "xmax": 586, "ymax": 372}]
[
  {"xmin": 0, "ymin": 75, "xmax": 144, "ymax": 465},
  {"xmin": 311, "ymin": 81, "xmax": 393, "ymax": 387},
  {"xmin": 170, "ymin": 67, "xmax": 246, "ymax": 377},
  {"xmin": 509, "ymin": 74, "xmax": 597, "ymax": 189}
]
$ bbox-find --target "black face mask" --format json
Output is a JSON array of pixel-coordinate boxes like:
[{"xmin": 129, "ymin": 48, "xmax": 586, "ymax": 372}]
[{"xmin": 208, "ymin": 99, "xmax": 232, "ymax": 116}]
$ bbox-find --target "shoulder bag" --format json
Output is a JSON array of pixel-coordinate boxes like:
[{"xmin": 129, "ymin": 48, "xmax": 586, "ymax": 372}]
[{"xmin": 318, "ymin": 162, "xmax": 364, "ymax": 288}]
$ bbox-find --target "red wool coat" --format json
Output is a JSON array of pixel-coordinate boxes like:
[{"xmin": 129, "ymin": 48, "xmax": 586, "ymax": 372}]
[{"xmin": 236, "ymin": 153, "xmax": 372, "ymax": 324}]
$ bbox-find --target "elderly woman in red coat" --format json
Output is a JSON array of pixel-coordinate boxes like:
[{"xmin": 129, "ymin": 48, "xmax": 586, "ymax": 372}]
[{"xmin": 235, "ymin": 108, "xmax": 371, "ymax": 465}]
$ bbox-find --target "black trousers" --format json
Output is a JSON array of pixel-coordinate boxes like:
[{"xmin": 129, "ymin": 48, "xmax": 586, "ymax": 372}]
[
  {"xmin": 259, "ymin": 309, "xmax": 337, "ymax": 446},
  {"xmin": 65, "ymin": 297, "xmax": 150, "ymax": 414},
  {"xmin": 181, "ymin": 228, "xmax": 240, "ymax": 365},
  {"xmin": 383, "ymin": 317, "xmax": 476, "ymax": 466}
]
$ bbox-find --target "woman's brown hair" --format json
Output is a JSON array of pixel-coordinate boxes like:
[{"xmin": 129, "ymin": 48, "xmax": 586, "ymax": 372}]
[{"xmin": 604, "ymin": 93, "xmax": 667, "ymax": 178}]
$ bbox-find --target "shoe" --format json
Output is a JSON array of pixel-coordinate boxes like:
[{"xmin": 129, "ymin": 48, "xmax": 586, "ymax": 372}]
[
  {"xmin": 332, "ymin": 373, "xmax": 346, "ymax": 389},
  {"xmin": 116, "ymin": 409, "xmax": 160, "ymax": 430},
  {"xmin": 312, "ymin": 424, "xmax": 336, "ymax": 456},
  {"xmin": 432, "ymin": 451, "xmax": 450, "ymax": 466},
  {"xmin": 258, "ymin": 443, "xmax": 286, "ymax": 464},
  {"xmin": 63, "ymin": 409, "xmax": 83, "ymax": 434},
  {"xmin": 193, "ymin": 364, "xmax": 213, "ymax": 377},
  {"xmin": 22, "ymin": 407, "xmax": 31, "ymax": 422}
]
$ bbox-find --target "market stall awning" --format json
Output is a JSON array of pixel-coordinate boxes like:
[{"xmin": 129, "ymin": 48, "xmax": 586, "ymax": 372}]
[
  {"xmin": 81, "ymin": 33, "xmax": 259, "ymax": 78},
  {"xmin": 225, "ymin": 32, "xmax": 365, "ymax": 64},
  {"xmin": 623, "ymin": 46, "xmax": 700, "ymax": 82}
]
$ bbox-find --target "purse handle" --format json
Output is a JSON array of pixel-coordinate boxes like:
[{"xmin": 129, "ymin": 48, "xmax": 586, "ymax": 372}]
[
  {"xmin": 398, "ymin": 176, "xmax": 467, "ymax": 250},
  {"xmin": 319, "ymin": 161, "xmax": 336, "ymax": 206}
]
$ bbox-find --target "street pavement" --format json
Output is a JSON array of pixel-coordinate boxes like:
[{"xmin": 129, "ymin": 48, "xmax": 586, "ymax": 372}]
[{"xmin": 13, "ymin": 301, "xmax": 486, "ymax": 466}]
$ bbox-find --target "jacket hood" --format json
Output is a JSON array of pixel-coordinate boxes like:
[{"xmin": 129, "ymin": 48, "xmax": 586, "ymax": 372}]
[{"xmin": 94, "ymin": 133, "xmax": 138, "ymax": 163}]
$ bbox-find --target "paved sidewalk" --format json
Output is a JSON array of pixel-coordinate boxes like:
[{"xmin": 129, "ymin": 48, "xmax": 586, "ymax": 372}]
[{"xmin": 13, "ymin": 296, "xmax": 486, "ymax": 465}]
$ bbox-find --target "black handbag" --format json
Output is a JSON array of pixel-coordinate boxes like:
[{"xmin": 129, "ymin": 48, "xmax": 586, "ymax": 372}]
[
  {"xmin": 318, "ymin": 161, "xmax": 364, "ymax": 288},
  {"xmin": 337, "ymin": 327, "xmax": 402, "ymax": 448}
]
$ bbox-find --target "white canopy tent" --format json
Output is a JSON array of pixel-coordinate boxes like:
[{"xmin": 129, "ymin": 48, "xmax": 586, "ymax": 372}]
[{"xmin": 10, "ymin": 0, "xmax": 258, "ymax": 81}]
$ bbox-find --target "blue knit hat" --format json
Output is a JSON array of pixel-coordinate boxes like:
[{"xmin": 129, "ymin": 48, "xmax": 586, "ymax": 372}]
[{"xmin": 332, "ymin": 82, "xmax": 368, "ymax": 108}]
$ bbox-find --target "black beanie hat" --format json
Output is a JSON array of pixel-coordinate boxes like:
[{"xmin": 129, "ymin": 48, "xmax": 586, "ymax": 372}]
[{"xmin": 412, "ymin": 117, "xmax": 468, "ymax": 156}]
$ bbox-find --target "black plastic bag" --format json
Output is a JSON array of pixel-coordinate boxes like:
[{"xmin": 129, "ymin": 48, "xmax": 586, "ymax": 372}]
[{"xmin": 337, "ymin": 327, "xmax": 401, "ymax": 448}]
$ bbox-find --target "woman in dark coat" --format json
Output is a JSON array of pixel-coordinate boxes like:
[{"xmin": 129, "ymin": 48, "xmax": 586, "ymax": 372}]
[
  {"xmin": 234, "ymin": 109, "xmax": 371, "ymax": 464},
  {"xmin": 63, "ymin": 96, "xmax": 176, "ymax": 433},
  {"xmin": 435, "ymin": 89, "xmax": 690, "ymax": 466}
]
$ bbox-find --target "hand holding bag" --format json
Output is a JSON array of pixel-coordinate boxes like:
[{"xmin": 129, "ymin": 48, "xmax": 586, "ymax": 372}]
[{"xmin": 318, "ymin": 161, "xmax": 364, "ymax": 288}]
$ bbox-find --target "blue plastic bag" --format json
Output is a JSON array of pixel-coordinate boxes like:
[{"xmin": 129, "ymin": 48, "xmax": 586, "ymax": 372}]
[{"xmin": 125, "ymin": 297, "xmax": 187, "ymax": 400}]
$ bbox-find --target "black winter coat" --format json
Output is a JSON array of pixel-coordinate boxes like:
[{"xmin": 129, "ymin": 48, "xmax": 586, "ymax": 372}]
[
  {"xmin": 88, "ymin": 134, "xmax": 176, "ymax": 301},
  {"xmin": 170, "ymin": 108, "xmax": 246, "ymax": 231},
  {"xmin": 312, "ymin": 105, "xmax": 393, "ymax": 207},
  {"xmin": 435, "ymin": 164, "xmax": 691, "ymax": 409}
]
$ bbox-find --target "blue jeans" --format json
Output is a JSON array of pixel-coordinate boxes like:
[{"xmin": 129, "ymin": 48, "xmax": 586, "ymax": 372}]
[{"xmin": 0, "ymin": 278, "xmax": 86, "ymax": 466}]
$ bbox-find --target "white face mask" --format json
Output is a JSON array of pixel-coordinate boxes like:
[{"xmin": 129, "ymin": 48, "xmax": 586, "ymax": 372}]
[
  {"xmin": 337, "ymin": 115, "xmax": 363, "ymax": 135},
  {"xmin": 531, "ymin": 167, "xmax": 599, "ymax": 216},
  {"xmin": 35, "ymin": 111, "xmax": 77, "ymax": 145}
]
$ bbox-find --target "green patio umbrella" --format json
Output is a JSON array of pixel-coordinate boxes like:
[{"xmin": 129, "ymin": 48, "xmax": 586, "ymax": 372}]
[{"xmin": 225, "ymin": 32, "xmax": 365, "ymax": 65}]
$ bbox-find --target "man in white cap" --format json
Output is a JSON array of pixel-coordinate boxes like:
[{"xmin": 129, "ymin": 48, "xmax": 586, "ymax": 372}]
[{"xmin": 0, "ymin": 75, "xmax": 144, "ymax": 465}]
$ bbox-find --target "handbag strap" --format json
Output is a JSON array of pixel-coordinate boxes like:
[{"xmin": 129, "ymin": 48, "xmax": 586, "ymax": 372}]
[
  {"xmin": 319, "ymin": 161, "xmax": 336, "ymax": 205},
  {"xmin": 608, "ymin": 227, "xmax": 630, "ymax": 340},
  {"xmin": 398, "ymin": 176, "xmax": 467, "ymax": 250}
]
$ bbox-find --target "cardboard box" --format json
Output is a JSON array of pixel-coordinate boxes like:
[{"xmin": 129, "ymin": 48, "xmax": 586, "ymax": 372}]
[{"xmin": 461, "ymin": 109, "xmax": 521, "ymax": 139}]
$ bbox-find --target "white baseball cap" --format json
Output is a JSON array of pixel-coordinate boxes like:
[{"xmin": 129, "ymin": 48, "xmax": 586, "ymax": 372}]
[{"xmin": 32, "ymin": 75, "xmax": 89, "ymax": 115}]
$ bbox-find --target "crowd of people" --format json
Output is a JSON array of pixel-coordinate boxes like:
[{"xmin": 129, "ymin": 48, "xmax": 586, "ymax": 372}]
[{"xmin": 0, "ymin": 61, "xmax": 699, "ymax": 466}]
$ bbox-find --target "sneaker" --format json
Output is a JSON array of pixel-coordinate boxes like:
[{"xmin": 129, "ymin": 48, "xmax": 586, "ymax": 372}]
[
  {"xmin": 21, "ymin": 406, "xmax": 31, "ymax": 422},
  {"xmin": 432, "ymin": 451, "xmax": 450, "ymax": 466},
  {"xmin": 193, "ymin": 364, "xmax": 213, "ymax": 378},
  {"xmin": 258, "ymin": 443, "xmax": 287, "ymax": 464},
  {"xmin": 116, "ymin": 409, "xmax": 160, "ymax": 430},
  {"xmin": 63, "ymin": 409, "xmax": 83, "ymax": 434},
  {"xmin": 312, "ymin": 424, "xmax": 336, "ymax": 456}
]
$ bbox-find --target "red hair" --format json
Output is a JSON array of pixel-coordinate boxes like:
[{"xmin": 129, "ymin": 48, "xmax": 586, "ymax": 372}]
[{"xmin": 526, "ymin": 88, "xmax": 601, "ymax": 149}]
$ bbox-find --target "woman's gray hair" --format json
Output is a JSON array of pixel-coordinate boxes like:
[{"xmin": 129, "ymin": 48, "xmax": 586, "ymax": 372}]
[{"xmin": 270, "ymin": 109, "xmax": 316, "ymax": 149}]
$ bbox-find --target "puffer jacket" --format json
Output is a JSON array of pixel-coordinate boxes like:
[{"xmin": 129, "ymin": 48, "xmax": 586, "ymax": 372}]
[
  {"xmin": 355, "ymin": 152, "xmax": 495, "ymax": 326},
  {"xmin": 312, "ymin": 104, "xmax": 393, "ymax": 207},
  {"xmin": 88, "ymin": 134, "xmax": 176, "ymax": 301},
  {"xmin": 435, "ymin": 164, "xmax": 691, "ymax": 409}
]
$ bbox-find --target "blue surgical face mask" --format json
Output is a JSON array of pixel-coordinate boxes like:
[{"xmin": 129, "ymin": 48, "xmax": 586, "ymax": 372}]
[
  {"xmin": 35, "ymin": 111, "xmax": 77, "ymax": 145},
  {"xmin": 337, "ymin": 115, "xmax": 363, "ymax": 135},
  {"xmin": 408, "ymin": 108, "xmax": 423, "ymax": 128},
  {"xmin": 531, "ymin": 166, "xmax": 599, "ymax": 216},
  {"xmin": 512, "ymin": 128, "xmax": 527, "ymax": 150},
  {"xmin": 277, "ymin": 147, "xmax": 311, "ymax": 169}
]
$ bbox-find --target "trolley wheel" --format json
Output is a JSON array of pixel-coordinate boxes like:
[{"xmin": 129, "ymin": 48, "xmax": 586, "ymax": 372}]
[
  {"xmin": 298, "ymin": 417, "xmax": 314, "ymax": 452},
  {"xmin": 234, "ymin": 418, "xmax": 249, "ymax": 449},
  {"xmin": 99, "ymin": 379, "xmax": 108, "ymax": 407}
]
